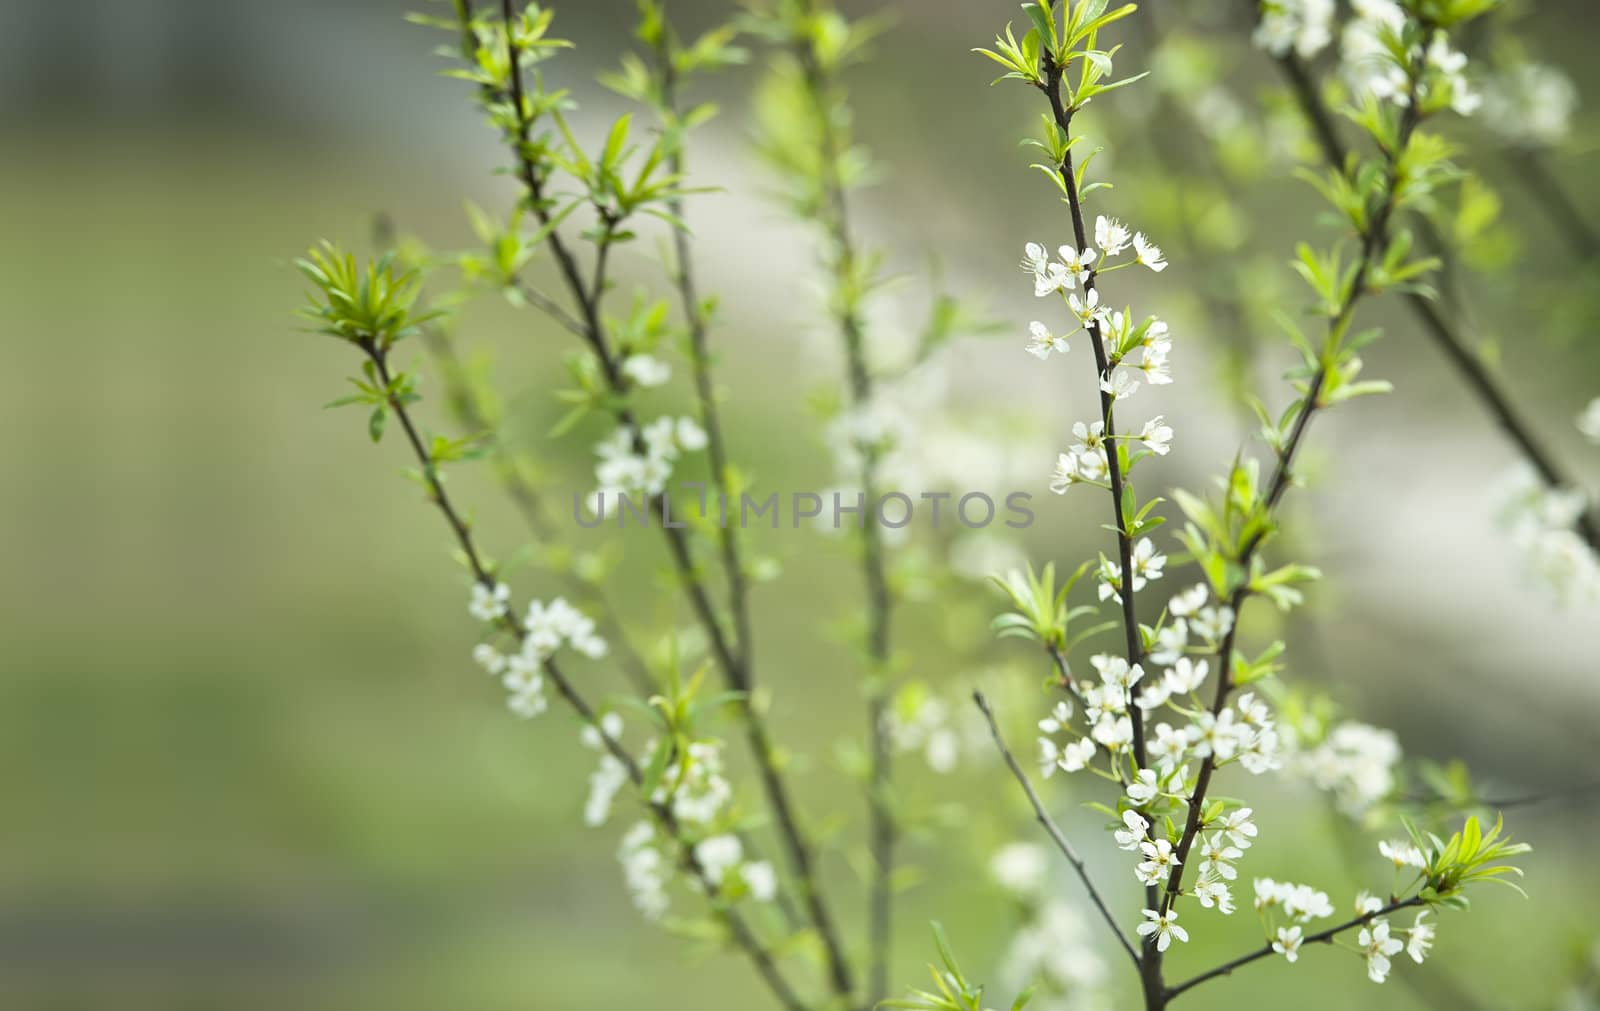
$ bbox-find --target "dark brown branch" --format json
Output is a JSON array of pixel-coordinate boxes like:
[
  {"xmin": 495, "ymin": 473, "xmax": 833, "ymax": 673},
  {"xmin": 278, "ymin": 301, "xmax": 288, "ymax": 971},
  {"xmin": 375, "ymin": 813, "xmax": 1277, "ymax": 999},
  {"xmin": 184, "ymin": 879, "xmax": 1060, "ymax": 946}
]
[
  {"xmin": 974, "ymin": 692, "xmax": 1142, "ymax": 969},
  {"xmin": 1165, "ymin": 897, "xmax": 1424, "ymax": 1001},
  {"xmin": 1034, "ymin": 41, "xmax": 1159, "ymax": 1004}
]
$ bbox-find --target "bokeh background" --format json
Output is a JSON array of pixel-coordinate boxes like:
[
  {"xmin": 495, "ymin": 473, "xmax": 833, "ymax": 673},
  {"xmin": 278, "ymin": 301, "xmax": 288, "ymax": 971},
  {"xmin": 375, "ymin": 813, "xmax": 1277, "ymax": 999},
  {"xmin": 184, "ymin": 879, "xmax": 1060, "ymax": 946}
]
[{"xmin": 3, "ymin": 1, "xmax": 1598, "ymax": 1008}]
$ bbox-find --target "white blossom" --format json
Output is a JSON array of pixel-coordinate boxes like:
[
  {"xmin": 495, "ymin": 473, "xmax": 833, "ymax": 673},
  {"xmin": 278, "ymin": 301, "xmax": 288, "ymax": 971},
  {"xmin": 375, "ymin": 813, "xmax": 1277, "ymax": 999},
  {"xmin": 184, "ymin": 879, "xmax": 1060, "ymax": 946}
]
[
  {"xmin": 1149, "ymin": 722, "xmax": 1188, "ymax": 771},
  {"xmin": 1168, "ymin": 583, "xmax": 1208, "ymax": 617},
  {"xmin": 1136, "ymin": 837, "xmax": 1180, "ymax": 885},
  {"xmin": 1150, "ymin": 620, "xmax": 1188, "ymax": 665},
  {"xmin": 744, "ymin": 861, "xmax": 779, "ymax": 902},
  {"xmin": 1023, "ymin": 241, "xmax": 1071, "ymax": 296},
  {"xmin": 1058, "ymin": 244, "xmax": 1098, "ymax": 287},
  {"xmin": 1218, "ymin": 807, "xmax": 1258, "ymax": 850},
  {"xmin": 469, "ymin": 581, "xmax": 511, "ymax": 622},
  {"xmin": 1136, "ymin": 908, "xmax": 1189, "ymax": 952},
  {"xmin": 1253, "ymin": 0, "xmax": 1334, "ymax": 59},
  {"xmin": 584, "ymin": 754, "xmax": 628, "ymax": 827},
  {"xmin": 1133, "ymin": 232, "xmax": 1167, "ymax": 272},
  {"xmin": 1580, "ymin": 397, "xmax": 1600, "ymax": 444},
  {"xmin": 621, "ymin": 353, "xmax": 672, "ymax": 388},
  {"xmin": 1273, "ymin": 925, "xmax": 1305, "ymax": 962},
  {"xmin": 1059, "ymin": 736, "xmax": 1097, "ymax": 773},
  {"xmin": 1379, "ymin": 839, "xmax": 1425, "ymax": 870},
  {"xmin": 1138, "ymin": 415, "xmax": 1174, "ymax": 455},
  {"xmin": 1359, "ymin": 919, "xmax": 1404, "ymax": 983},
  {"xmin": 1069, "ymin": 287, "xmax": 1108, "ymax": 326},
  {"xmin": 1406, "ymin": 911, "xmax": 1435, "ymax": 964},
  {"xmin": 472, "ymin": 643, "xmax": 507, "ymax": 676},
  {"xmin": 1198, "ymin": 834, "xmax": 1243, "ymax": 881},
  {"xmin": 1100, "ymin": 366, "xmax": 1141, "ymax": 401},
  {"xmin": 1026, "ymin": 320, "xmax": 1070, "ymax": 360},
  {"xmin": 1195, "ymin": 874, "xmax": 1236, "ymax": 914},
  {"xmin": 1189, "ymin": 605, "xmax": 1235, "ymax": 642},
  {"xmin": 1127, "ymin": 768, "xmax": 1162, "ymax": 805},
  {"xmin": 619, "ymin": 821, "xmax": 670, "ymax": 920},
  {"xmin": 1038, "ymin": 700, "xmax": 1073, "ymax": 734},
  {"xmin": 695, "ymin": 834, "xmax": 744, "ymax": 886},
  {"xmin": 1114, "ymin": 810, "xmax": 1150, "ymax": 851},
  {"xmin": 1292, "ymin": 721, "xmax": 1402, "ymax": 815},
  {"xmin": 1132, "ymin": 537, "xmax": 1167, "ymax": 586},
  {"xmin": 990, "ymin": 842, "xmax": 1050, "ymax": 895},
  {"xmin": 1094, "ymin": 215, "xmax": 1133, "ymax": 256},
  {"xmin": 1038, "ymin": 736, "xmax": 1062, "ymax": 778}
]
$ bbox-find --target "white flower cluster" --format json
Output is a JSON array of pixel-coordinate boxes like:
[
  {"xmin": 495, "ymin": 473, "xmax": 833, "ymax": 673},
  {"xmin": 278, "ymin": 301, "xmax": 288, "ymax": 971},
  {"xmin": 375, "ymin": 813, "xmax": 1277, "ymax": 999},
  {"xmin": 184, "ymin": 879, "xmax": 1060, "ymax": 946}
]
[
  {"xmin": 1034, "ymin": 582, "xmax": 1282, "ymax": 797},
  {"xmin": 1342, "ymin": 1, "xmax": 1479, "ymax": 115},
  {"xmin": 694, "ymin": 834, "xmax": 778, "ymax": 902},
  {"xmin": 470, "ymin": 588, "xmax": 608, "ymax": 718},
  {"xmin": 1349, "ymin": 886, "xmax": 1435, "ymax": 982},
  {"xmin": 618, "ymin": 820, "xmax": 670, "ymax": 920},
  {"xmin": 652, "ymin": 740, "xmax": 733, "ymax": 825},
  {"xmin": 1095, "ymin": 537, "xmax": 1166, "ymax": 604},
  {"xmin": 987, "ymin": 846, "xmax": 1110, "ymax": 1011},
  {"xmin": 620, "ymin": 352, "xmax": 671, "ymax": 388},
  {"xmin": 1481, "ymin": 62, "xmax": 1579, "ymax": 148},
  {"xmin": 591, "ymin": 415, "xmax": 709, "ymax": 503},
  {"xmin": 605, "ymin": 737, "xmax": 778, "ymax": 921},
  {"xmin": 883, "ymin": 692, "xmax": 962, "ymax": 774},
  {"xmin": 990, "ymin": 841, "xmax": 1050, "ymax": 896},
  {"xmin": 581, "ymin": 713, "xmax": 628, "ymax": 827},
  {"xmin": 1026, "ymin": 218, "xmax": 1174, "ymax": 499},
  {"xmin": 1490, "ymin": 463, "xmax": 1600, "ymax": 603},
  {"xmin": 1252, "ymin": 0, "xmax": 1334, "ymax": 59},
  {"xmin": 1284, "ymin": 720, "xmax": 1402, "ymax": 816}
]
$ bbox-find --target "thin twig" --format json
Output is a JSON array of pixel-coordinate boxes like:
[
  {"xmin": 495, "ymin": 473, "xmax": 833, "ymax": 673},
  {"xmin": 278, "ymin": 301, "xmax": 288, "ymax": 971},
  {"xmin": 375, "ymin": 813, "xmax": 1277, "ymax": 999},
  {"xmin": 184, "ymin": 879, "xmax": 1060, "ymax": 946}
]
[
  {"xmin": 653, "ymin": 29, "xmax": 757, "ymax": 709},
  {"xmin": 973, "ymin": 691, "xmax": 1142, "ymax": 969},
  {"xmin": 790, "ymin": 14, "xmax": 896, "ymax": 1003},
  {"xmin": 1164, "ymin": 896, "xmax": 1424, "ymax": 1001}
]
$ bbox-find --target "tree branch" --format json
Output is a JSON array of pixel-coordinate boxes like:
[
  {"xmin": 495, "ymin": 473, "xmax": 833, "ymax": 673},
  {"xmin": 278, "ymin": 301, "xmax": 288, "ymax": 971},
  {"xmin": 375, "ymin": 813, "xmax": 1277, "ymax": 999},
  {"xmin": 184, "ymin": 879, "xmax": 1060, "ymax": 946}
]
[
  {"xmin": 1275, "ymin": 48, "xmax": 1600, "ymax": 552},
  {"xmin": 360, "ymin": 337, "xmax": 808, "ymax": 1011},
  {"xmin": 1164, "ymin": 897, "xmax": 1423, "ymax": 1001},
  {"xmin": 791, "ymin": 16, "xmax": 896, "ymax": 1003},
  {"xmin": 488, "ymin": 5, "xmax": 857, "ymax": 999},
  {"xmin": 974, "ymin": 691, "xmax": 1142, "ymax": 970}
]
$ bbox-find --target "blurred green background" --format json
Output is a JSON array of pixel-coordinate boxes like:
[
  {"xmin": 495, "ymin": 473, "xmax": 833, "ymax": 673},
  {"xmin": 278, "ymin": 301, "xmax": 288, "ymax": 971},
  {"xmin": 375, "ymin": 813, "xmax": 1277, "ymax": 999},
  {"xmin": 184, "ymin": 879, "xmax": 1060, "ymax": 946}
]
[{"xmin": 3, "ymin": 1, "xmax": 1598, "ymax": 1008}]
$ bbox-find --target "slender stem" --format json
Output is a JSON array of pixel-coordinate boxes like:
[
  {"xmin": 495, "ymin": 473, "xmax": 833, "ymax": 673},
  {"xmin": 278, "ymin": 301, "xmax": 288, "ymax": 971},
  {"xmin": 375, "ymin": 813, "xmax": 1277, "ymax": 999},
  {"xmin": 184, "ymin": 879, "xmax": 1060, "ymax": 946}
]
[
  {"xmin": 974, "ymin": 692, "xmax": 1143, "ymax": 969},
  {"xmin": 361, "ymin": 338, "xmax": 807, "ymax": 1011},
  {"xmin": 1035, "ymin": 44, "xmax": 1158, "ymax": 1003},
  {"xmin": 653, "ymin": 33, "xmax": 757, "ymax": 693},
  {"xmin": 487, "ymin": 7, "xmax": 857, "ymax": 999},
  {"xmin": 1164, "ymin": 897, "xmax": 1423, "ymax": 1001},
  {"xmin": 1038, "ymin": 63, "xmax": 1148, "ymax": 769},
  {"xmin": 791, "ymin": 26, "xmax": 896, "ymax": 1003},
  {"xmin": 1505, "ymin": 147, "xmax": 1600, "ymax": 262},
  {"xmin": 1275, "ymin": 49, "xmax": 1600, "ymax": 552}
]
